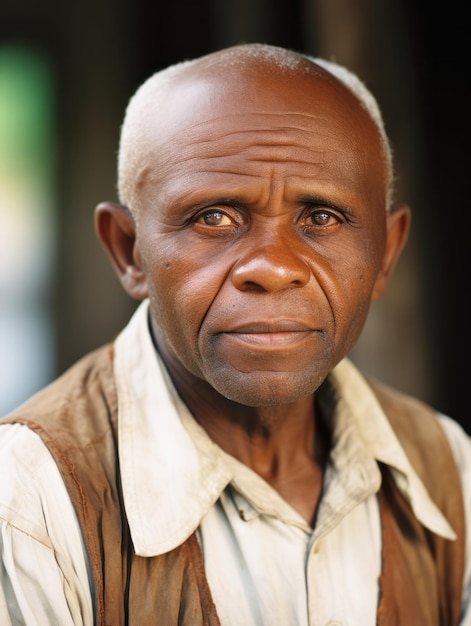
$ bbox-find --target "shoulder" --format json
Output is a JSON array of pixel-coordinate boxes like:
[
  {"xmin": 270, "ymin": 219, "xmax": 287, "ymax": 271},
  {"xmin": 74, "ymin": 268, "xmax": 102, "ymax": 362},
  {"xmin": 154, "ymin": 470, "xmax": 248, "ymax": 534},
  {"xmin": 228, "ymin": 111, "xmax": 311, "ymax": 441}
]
[
  {"xmin": 2, "ymin": 344, "xmax": 117, "ymax": 447},
  {"xmin": 366, "ymin": 377, "xmax": 456, "ymax": 460},
  {"xmin": 366, "ymin": 377, "xmax": 467, "ymax": 505},
  {"xmin": 1, "ymin": 344, "xmax": 119, "ymax": 535},
  {"xmin": 437, "ymin": 414, "xmax": 471, "ymax": 524},
  {"xmin": 0, "ymin": 423, "xmax": 73, "ymax": 545},
  {"xmin": 5, "ymin": 343, "xmax": 115, "ymax": 416},
  {"xmin": 0, "ymin": 423, "xmax": 94, "ymax": 622},
  {"xmin": 437, "ymin": 415, "xmax": 471, "ymax": 618},
  {"xmin": 367, "ymin": 376, "xmax": 438, "ymax": 423},
  {"xmin": 438, "ymin": 413, "xmax": 471, "ymax": 473}
]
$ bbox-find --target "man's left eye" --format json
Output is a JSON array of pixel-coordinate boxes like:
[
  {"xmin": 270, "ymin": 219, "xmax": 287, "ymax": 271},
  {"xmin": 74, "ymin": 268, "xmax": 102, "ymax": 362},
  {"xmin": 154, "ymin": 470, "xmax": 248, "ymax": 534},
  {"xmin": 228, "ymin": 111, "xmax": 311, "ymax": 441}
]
[{"xmin": 306, "ymin": 210, "xmax": 338, "ymax": 226}]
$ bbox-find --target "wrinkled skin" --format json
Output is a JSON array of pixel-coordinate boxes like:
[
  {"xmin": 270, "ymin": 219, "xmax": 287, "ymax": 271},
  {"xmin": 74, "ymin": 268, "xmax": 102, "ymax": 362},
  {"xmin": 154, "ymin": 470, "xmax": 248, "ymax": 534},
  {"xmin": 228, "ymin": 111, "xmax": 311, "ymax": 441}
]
[{"xmin": 95, "ymin": 52, "xmax": 410, "ymax": 521}]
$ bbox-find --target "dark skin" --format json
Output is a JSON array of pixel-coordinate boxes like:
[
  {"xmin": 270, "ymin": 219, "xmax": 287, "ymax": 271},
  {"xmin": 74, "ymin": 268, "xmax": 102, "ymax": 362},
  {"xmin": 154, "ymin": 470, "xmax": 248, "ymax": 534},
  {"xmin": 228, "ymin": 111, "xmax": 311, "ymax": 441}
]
[{"xmin": 95, "ymin": 51, "xmax": 410, "ymax": 525}]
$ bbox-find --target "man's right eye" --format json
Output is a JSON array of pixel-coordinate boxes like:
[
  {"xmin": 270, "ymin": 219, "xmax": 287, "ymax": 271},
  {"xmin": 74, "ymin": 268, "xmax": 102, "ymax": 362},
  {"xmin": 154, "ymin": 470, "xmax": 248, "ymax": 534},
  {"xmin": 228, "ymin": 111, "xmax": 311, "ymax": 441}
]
[{"xmin": 196, "ymin": 209, "xmax": 234, "ymax": 226}]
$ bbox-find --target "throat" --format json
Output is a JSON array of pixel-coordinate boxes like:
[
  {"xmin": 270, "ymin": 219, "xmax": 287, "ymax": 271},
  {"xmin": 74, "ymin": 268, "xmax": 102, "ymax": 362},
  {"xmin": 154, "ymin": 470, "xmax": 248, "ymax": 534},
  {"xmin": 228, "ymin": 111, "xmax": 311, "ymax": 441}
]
[
  {"xmin": 161, "ymin": 354, "xmax": 332, "ymax": 526},
  {"xmin": 212, "ymin": 401, "xmax": 330, "ymax": 527}
]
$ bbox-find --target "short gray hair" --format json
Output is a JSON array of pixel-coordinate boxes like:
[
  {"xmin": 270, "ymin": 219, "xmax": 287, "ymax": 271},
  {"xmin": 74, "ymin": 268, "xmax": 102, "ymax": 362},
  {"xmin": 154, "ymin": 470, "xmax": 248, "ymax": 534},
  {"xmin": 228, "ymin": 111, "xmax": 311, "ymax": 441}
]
[{"xmin": 117, "ymin": 43, "xmax": 394, "ymax": 216}]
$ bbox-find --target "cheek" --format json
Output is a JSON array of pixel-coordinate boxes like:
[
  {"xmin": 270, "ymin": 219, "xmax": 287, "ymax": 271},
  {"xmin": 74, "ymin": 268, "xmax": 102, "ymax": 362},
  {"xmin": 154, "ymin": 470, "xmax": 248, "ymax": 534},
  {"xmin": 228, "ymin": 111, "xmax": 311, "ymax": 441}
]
[
  {"xmin": 143, "ymin": 238, "xmax": 227, "ymax": 347},
  {"xmin": 319, "ymin": 239, "xmax": 384, "ymax": 346},
  {"xmin": 319, "ymin": 230, "xmax": 383, "ymax": 293}
]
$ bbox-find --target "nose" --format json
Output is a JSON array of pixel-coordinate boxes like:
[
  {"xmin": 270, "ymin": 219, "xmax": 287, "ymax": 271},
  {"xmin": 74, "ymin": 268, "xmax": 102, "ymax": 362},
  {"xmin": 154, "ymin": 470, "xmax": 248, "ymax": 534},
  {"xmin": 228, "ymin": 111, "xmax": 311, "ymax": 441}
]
[{"xmin": 231, "ymin": 231, "xmax": 311, "ymax": 292}]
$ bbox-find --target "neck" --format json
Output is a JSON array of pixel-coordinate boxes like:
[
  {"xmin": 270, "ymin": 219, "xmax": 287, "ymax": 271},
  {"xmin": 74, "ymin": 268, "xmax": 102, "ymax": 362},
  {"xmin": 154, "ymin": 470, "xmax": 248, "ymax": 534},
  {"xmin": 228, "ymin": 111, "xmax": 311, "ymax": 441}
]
[
  {"xmin": 157, "ymin": 342, "xmax": 330, "ymax": 526},
  {"xmin": 184, "ymin": 377, "xmax": 329, "ymax": 526}
]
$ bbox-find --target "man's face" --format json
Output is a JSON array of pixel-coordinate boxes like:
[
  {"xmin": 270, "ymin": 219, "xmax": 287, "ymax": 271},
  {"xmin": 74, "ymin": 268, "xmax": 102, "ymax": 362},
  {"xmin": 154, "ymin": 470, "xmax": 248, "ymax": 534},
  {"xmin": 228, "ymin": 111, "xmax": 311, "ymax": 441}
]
[{"xmin": 132, "ymin": 66, "xmax": 389, "ymax": 406}]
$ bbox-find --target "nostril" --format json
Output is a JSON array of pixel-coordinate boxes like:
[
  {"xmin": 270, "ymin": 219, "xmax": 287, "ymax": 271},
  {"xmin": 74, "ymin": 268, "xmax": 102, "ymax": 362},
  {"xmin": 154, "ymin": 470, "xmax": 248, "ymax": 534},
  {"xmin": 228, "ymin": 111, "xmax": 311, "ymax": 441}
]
[{"xmin": 231, "ymin": 247, "xmax": 310, "ymax": 292}]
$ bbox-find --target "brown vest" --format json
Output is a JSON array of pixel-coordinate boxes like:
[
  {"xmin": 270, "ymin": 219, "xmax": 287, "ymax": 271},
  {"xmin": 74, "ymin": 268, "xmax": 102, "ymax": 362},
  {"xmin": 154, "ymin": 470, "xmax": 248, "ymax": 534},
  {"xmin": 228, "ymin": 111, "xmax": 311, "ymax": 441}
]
[{"xmin": 3, "ymin": 345, "xmax": 466, "ymax": 625}]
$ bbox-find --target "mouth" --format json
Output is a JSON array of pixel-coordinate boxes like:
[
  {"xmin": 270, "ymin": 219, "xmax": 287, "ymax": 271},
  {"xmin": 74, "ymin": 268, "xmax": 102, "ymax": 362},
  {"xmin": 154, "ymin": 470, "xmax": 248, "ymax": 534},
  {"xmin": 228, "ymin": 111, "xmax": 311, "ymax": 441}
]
[{"xmin": 220, "ymin": 320, "xmax": 319, "ymax": 349}]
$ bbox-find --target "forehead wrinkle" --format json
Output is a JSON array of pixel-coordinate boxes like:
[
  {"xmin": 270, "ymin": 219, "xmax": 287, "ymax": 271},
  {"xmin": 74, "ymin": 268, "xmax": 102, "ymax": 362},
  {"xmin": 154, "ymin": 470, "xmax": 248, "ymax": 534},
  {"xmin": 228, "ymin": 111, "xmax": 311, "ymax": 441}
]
[
  {"xmin": 181, "ymin": 110, "xmax": 327, "ymax": 130},
  {"xmin": 168, "ymin": 114, "xmax": 332, "ymax": 146},
  {"xmin": 136, "ymin": 141, "xmax": 356, "ymax": 198},
  {"xmin": 154, "ymin": 115, "xmax": 360, "ymax": 169},
  {"xmin": 140, "ymin": 148, "xmax": 330, "ymax": 192},
  {"xmin": 138, "ymin": 160, "xmax": 369, "ymax": 217},
  {"xmin": 178, "ymin": 129, "xmax": 334, "ymax": 156},
  {"xmin": 149, "ymin": 128, "xmax": 340, "ymax": 168},
  {"xmin": 170, "ymin": 149, "xmax": 328, "ymax": 166}
]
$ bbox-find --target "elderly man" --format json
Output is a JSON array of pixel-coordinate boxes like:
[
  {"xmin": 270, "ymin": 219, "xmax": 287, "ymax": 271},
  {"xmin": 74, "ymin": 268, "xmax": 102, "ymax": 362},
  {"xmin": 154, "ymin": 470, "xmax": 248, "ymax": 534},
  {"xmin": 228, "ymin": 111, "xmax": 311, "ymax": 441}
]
[{"xmin": 1, "ymin": 43, "xmax": 470, "ymax": 625}]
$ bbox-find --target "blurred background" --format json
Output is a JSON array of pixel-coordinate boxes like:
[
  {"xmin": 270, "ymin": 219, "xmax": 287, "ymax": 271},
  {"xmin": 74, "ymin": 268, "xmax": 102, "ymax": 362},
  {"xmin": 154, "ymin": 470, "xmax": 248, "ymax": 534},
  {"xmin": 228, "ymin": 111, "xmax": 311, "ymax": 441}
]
[{"xmin": 0, "ymin": 0, "xmax": 469, "ymax": 432}]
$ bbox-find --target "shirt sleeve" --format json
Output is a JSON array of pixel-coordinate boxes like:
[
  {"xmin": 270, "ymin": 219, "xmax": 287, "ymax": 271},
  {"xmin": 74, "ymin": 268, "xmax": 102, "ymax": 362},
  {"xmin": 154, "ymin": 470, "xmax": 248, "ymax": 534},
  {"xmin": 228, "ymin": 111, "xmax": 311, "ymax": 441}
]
[
  {"xmin": 0, "ymin": 423, "xmax": 94, "ymax": 626},
  {"xmin": 438, "ymin": 414, "xmax": 471, "ymax": 624}
]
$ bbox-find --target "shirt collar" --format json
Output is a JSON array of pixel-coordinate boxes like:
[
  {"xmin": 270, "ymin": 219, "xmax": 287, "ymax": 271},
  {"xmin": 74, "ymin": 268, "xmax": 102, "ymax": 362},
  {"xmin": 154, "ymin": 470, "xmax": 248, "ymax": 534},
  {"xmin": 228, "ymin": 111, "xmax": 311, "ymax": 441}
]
[
  {"xmin": 114, "ymin": 300, "xmax": 233, "ymax": 556},
  {"xmin": 114, "ymin": 300, "xmax": 455, "ymax": 556},
  {"xmin": 326, "ymin": 359, "xmax": 456, "ymax": 540}
]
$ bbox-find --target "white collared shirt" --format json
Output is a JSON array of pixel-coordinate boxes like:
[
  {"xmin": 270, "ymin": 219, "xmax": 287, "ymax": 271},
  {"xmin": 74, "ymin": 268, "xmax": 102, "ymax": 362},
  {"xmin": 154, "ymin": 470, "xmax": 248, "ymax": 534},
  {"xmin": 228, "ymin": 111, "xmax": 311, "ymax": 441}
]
[{"xmin": 1, "ymin": 299, "xmax": 470, "ymax": 625}]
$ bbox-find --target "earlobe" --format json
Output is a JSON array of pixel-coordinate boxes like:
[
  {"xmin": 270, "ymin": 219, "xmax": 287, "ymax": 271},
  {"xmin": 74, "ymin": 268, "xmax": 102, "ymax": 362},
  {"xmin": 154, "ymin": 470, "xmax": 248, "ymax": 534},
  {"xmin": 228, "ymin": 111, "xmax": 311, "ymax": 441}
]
[
  {"xmin": 371, "ymin": 203, "xmax": 411, "ymax": 301},
  {"xmin": 94, "ymin": 201, "xmax": 149, "ymax": 300}
]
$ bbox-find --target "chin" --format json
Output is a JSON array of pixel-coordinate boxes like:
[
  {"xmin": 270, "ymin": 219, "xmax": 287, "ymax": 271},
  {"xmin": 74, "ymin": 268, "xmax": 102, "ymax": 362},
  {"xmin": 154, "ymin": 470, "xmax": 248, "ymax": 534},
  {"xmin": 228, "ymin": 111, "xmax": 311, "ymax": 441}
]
[{"xmin": 209, "ymin": 370, "xmax": 323, "ymax": 407}]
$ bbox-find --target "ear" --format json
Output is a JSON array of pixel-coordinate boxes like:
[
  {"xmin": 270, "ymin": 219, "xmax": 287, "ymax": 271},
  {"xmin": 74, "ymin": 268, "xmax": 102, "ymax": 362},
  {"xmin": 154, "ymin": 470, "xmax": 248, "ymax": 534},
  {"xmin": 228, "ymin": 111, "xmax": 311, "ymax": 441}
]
[
  {"xmin": 94, "ymin": 201, "xmax": 148, "ymax": 300},
  {"xmin": 371, "ymin": 203, "xmax": 411, "ymax": 301}
]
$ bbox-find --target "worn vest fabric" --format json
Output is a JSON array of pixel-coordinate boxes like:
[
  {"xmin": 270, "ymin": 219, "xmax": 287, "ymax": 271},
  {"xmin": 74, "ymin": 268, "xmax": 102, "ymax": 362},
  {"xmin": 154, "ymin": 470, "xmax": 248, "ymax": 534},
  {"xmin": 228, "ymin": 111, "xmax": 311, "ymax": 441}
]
[{"xmin": 3, "ymin": 345, "xmax": 466, "ymax": 625}]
